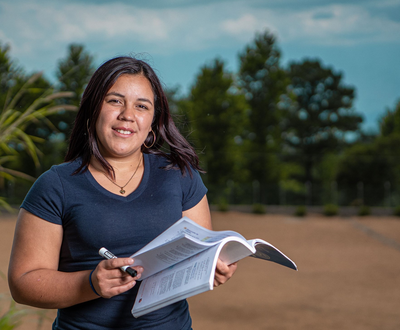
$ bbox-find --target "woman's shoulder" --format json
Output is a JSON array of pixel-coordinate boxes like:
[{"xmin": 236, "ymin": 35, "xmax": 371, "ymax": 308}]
[
  {"xmin": 147, "ymin": 152, "xmax": 173, "ymax": 169},
  {"xmin": 48, "ymin": 159, "xmax": 83, "ymax": 174},
  {"xmin": 36, "ymin": 159, "xmax": 83, "ymax": 184},
  {"xmin": 146, "ymin": 152, "xmax": 201, "ymax": 178}
]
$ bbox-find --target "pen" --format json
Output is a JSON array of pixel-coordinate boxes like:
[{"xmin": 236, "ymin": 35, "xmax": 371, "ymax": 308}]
[{"xmin": 99, "ymin": 247, "xmax": 137, "ymax": 277}]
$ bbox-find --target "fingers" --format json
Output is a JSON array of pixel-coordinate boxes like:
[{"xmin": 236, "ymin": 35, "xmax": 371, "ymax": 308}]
[
  {"xmin": 91, "ymin": 258, "xmax": 144, "ymax": 299},
  {"xmin": 214, "ymin": 259, "xmax": 238, "ymax": 287}
]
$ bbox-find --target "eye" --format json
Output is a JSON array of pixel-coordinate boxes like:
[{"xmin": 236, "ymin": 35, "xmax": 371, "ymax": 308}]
[
  {"xmin": 108, "ymin": 99, "xmax": 122, "ymax": 104},
  {"xmin": 138, "ymin": 104, "xmax": 149, "ymax": 110}
]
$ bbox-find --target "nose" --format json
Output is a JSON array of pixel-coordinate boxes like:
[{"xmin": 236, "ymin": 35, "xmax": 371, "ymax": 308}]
[{"xmin": 118, "ymin": 104, "xmax": 135, "ymax": 122}]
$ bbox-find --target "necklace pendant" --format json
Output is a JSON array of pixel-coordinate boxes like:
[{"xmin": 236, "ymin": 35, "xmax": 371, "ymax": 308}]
[{"xmin": 120, "ymin": 189, "xmax": 125, "ymax": 194}]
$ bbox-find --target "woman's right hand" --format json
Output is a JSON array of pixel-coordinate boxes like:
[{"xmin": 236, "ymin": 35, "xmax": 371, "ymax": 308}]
[
  {"xmin": 8, "ymin": 209, "xmax": 143, "ymax": 309},
  {"xmin": 91, "ymin": 258, "xmax": 143, "ymax": 299}
]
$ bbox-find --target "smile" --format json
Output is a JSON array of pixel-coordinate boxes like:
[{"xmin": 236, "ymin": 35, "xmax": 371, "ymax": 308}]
[{"xmin": 115, "ymin": 129, "xmax": 132, "ymax": 135}]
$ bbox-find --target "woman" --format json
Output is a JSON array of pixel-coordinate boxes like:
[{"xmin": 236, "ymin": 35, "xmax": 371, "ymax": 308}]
[{"xmin": 8, "ymin": 57, "xmax": 237, "ymax": 329}]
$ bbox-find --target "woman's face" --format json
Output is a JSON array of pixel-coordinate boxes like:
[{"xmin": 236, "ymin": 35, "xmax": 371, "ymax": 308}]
[{"xmin": 95, "ymin": 74, "xmax": 155, "ymax": 159}]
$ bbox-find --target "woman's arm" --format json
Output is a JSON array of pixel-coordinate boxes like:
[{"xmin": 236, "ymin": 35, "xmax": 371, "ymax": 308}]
[
  {"xmin": 182, "ymin": 195, "xmax": 212, "ymax": 230},
  {"xmin": 8, "ymin": 209, "xmax": 142, "ymax": 309},
  {"xmin": 182, "ymin": 195, "xmax": 238, "ymax": 287}
]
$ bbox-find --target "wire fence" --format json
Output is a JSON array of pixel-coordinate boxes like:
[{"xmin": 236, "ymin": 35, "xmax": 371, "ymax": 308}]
[
  {"xmin": 1, "ymin": 177, "xmax": 399, "ymax": 211},
  {"xmin": 205, "ymin": 179, "xmax": 399, "ymax": 208}
]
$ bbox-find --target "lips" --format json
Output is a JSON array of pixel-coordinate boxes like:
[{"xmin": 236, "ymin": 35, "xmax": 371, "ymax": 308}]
[{"xmin": 113, "ymin": 127, "xmax": 134, "ymax": 135}]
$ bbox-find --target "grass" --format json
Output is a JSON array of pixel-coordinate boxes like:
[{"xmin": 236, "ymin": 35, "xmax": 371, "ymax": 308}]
[{"xmin": 0, "ymin": 271, "xmax": 49, "ymax": 330}]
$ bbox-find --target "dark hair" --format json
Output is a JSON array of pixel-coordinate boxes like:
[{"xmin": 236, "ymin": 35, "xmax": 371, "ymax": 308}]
[{"xmin": 65, "ymin": 56, "xmax": 202, "ymax": 176}]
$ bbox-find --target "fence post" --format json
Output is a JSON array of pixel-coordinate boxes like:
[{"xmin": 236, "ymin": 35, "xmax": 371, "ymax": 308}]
[
  {"xmin": 279, "ymin": 182, "xmax": 286, "ymax": 205},
  {"xmin": 306, "ymin": 181, "xmax": 312, "ymax": 206},
  {"xmin": 357, "ymin": 181, "xmax": 364, "ymax": 204},
  {"xmin": 384, "ymin": 181, "xmax": 391, "ymax": 207},
  {"xmin": 227, "ymin": 180, "xmax": 234, "ymax": 205},
  {"xmin": 252, "ymin": 180, "xmax": 260, "ymax": 204},
  {"xmin": 331, "ymin": 181, "xmax": 338, "ymax": 204}
]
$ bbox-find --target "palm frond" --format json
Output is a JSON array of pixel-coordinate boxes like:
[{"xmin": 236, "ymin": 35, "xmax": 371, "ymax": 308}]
[{"xmin": 0, "ymin": 72, "xmax": 77, "ymax": 211}]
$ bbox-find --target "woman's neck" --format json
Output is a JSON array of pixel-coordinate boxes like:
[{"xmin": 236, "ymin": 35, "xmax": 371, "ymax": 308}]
[{"xmin": 90, "ymin": 152, "xmax": 143, "ymax": 175}]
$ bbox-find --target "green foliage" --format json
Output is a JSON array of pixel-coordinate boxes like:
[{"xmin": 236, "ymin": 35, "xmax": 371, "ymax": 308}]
[
  {"xmin": 182, "ymin": 58, "xmax": 249, "ymax": 201},
  {"xmin": 217, "ymin": 198, "xmax": 229, "ymax": 212},
  {"xmin": 294, "ymin": 205, "xmax": 307, "ymax": 217},
  {"xmin": 0, "ymin": 299, "xmax": 25, "ymax": 330},
  {"xmin": 238, "ymin": 31, "xmax": 289, "ymax": 198},
  {"xmin": 252, "ymin": 203, "xmax": 266, "ymax": 214},
  {"xmin": 0, "ymin": 71, "xmax": 77, "ymax": 209},
  {"xmin": 0, "ymin": 270, "xmax": 48, "ymax": 330},
  {"xmin": 285, "ymin": 59, "xmax": 362, "ymax": 189},
  {"xmin": 54, "ymin": 44, "xmax": 95, "ymax": 135},
  {"xmin": 393, "ymin": 205, "xmax": 400, "ymax": 217},
  {"xmin": 336, "ymin": 122, "xmax": 400, "ymax": 206},
  {"xmin": 323, "ymin": 204, "xmax": 339, "ymax": 216},
  {"xmin": 1, "ymin": 35, "xmax": 400, "ymax": 207},
  {"xmin": 358, "ymin": 205, "xmax": 371, "ymax": 216},
  {"xmin": 0, "ymin": 43, "xmax": 23, "ymax": 111},
  {"xmin": 380, "ymin": 100, "xmax": 400, "ymax": 137}
]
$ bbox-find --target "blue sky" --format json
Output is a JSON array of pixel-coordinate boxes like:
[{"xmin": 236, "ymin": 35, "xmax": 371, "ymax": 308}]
[{"xmin": 1, "ymin": 0, "xmax": 399, "ymax": 132}]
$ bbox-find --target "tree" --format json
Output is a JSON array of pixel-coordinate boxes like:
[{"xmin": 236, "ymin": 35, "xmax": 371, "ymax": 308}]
[
  {"xmin": 336, "ymin": 100, "xmax": 400, "ymax": 206},
  {"xmin": 181, "ymin": 58, "xmax": 248, "ymax": 202},
  {"xmin": 285, "ymin": 59, "xmax": 363, "ymax": 196},
  {"xmin": 0, "ymin": 42, "xmax": 77, "ymax": 208},
  {"xmin": 238, "ymin": 31, "xmax": 290, "ymax": 203},
  {"xmin": 380, "ymin": 100, "xmax": 400, "ymax": 137},
  {"xmin": 0, "ymin": 43, "xmax": 21, "ymax": 110},
  {"xmin": 55, "ymin": 44, "xmax": 95, "ymax": 134},
  {"xmin": 0, "ymin": 72, "xmax": 76, "ymax": 209}
]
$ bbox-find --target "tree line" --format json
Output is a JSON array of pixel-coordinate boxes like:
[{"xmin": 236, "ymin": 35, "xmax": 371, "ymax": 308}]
[{"xmin": 1, "ymin": 31, "xmax": 399, "ymax": 208}]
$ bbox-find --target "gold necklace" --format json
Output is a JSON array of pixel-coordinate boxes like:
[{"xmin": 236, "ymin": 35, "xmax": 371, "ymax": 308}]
[{"xmin": 104, "ymin": 155, "xmax": 143, "ymax": 194}]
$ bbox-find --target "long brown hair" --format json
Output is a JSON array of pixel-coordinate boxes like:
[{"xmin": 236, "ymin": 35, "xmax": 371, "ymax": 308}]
[{"xmin": 65, "ymin": 56, "xmax": 202, "ymax": 176}]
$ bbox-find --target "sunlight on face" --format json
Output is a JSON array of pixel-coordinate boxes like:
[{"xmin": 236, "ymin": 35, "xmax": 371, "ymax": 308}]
[{"xmin": 96, "ymin": 74, "xmax": 155, "ymax": 160}]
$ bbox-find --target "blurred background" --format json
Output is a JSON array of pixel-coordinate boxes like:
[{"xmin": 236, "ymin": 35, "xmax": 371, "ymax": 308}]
[
  {"xmin": 1, "ymin": 0, "xmax": 400, "ymax": 209},
  {"xmin": 1, "ymin": 1, "xmax": 400, "ymax": 329}
]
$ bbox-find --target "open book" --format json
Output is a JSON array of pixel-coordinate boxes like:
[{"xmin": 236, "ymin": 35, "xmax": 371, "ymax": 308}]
[{"xmin": 129, "ymin": 216, "xmax": 297, "ymax": 317}]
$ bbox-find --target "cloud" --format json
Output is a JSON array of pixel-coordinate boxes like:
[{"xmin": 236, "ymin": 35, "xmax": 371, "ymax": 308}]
[
  {"xmin": 1, "ymin": 0, "xmax": 399, "ymax": 65},
  {"xmin": 293, "ymin": 4, "xmax": 400, "ymax": 45},
  {"xmin": 221, "ymin": 14, "xmax": 264, "ymax": 35}
]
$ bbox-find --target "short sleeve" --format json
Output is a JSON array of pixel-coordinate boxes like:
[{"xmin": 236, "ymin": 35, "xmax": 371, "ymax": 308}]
[
  {"xmin": 20, "ymin": 166, "xmax": 65, "ymax": 225},
  {"xmin": 180, "ymin": 169, "xmax": 207, "ymax": 211}
]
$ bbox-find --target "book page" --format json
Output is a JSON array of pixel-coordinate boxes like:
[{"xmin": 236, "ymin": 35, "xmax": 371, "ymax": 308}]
[
  {"xmin": 130, "ymin": 217, "xmax": 249, "ymax": 279},
  {"xmin": 131, "ymin": 234, "xmax": 215, "ymax": 280},
  {"xmin": 251, "ymin": 239, "xmax": 297, "ymax": 270},
  {"xmin": 132, "ymin": 245, "xmax": 220, "ymax": 317},
  {"xmin": 131, "ymin": 217, "xmax": 246, "ymax": 255}
]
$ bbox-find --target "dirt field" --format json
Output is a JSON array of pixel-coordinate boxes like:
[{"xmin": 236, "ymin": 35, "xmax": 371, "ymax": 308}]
[{"xmin": 1, "ymin": 211, "xmax": 399, "ymax": 329}]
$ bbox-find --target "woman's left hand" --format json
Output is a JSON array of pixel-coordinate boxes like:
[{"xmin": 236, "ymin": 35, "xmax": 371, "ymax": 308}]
[{"xmin": 214, "ymin": 259, "xmax": 238, "ymax": 287}]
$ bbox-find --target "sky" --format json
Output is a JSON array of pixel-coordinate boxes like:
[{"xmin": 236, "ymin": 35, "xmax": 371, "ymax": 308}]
[{"xmin": 0, "ymin": 0, "xmax": 399, "ymax": 132}]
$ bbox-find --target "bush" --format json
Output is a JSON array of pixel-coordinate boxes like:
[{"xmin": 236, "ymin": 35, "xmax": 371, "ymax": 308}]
[
  {"xmin": 393, "ymin": 205, "xmax": 400, "ymax": 217},
  {"xmin": 358, "ymin": 205, "xmax": 371, "ymax": 216},
  {"xmin": 294, "ymin": 205, "xmax": 307, "ymax": 217},
  {"xmin": 217, "ymin": 199, "xmax": 229, "ymax": 212},
  {"xmin": 323, "ymin": 204, "xmax": 339, "ymax": 216},
  {"xmin": 252, "ymin": 203, "xmax": 266, "ymax": 214}
]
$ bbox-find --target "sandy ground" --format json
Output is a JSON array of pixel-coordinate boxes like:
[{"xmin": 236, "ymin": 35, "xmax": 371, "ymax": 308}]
[{"xmin": 1, "ymin": 211, "xmax": 400, "ymax": 330}]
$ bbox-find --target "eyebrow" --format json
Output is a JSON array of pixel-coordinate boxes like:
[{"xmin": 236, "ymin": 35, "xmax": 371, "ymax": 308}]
[
  {"xmin": 137, "ymin": 98, "xmax": 153, "ymax": 106},
  {"xmin": 105, "ymin": 92, "xmax": 153, "ymax": 106}
]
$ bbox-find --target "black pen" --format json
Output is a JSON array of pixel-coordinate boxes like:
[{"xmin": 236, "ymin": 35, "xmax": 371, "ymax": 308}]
[{"xmin": 99, "ymin": 247, "xmax": 137, "ymax": 277}]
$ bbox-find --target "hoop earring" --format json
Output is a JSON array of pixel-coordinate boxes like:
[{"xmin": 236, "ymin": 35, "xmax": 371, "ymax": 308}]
[
  {"xmin": 86, "ymin": 119, "xmax": 90, "ymax": 133},
  {"xmin": 143, "ymin": 130, "xmax": 156, "ymax": 149}
]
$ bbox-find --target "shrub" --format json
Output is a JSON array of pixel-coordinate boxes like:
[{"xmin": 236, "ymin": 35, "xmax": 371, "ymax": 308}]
[
  {"xmin": 358, "ymin": 205, "xmax": 371, "ymax": 216},
  {"xmin": 323, "ymin": 204, "xmax": 339, "ymax": 216},
  {"xmin": 217, "ymin": 198, "xmax": 229, "ymax": 212},
  {"xmin": 294, "ymin": 205, "xmax": 307, "ymax": 217},
  {"xmin": 393, "ymin": 205, "xmax": 400, "ymax": 217},
  {"xmin": 252, "ymin": 203, "xmax": 266, "ymax": 214}
]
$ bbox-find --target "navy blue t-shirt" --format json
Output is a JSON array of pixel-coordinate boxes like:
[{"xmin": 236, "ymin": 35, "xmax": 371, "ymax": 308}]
[{"xmin": 21, "ymin": 153, "xmax": 207, "ymax": 330}]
